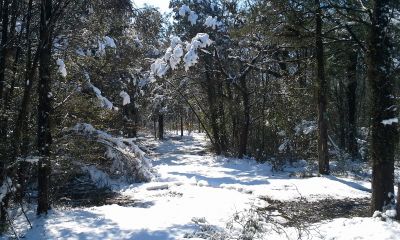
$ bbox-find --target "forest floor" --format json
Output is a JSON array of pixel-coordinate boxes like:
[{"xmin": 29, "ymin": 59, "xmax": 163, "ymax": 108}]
[{"xmin": 6, "ymin": 132, "xmax": 400, "ymax": 239}]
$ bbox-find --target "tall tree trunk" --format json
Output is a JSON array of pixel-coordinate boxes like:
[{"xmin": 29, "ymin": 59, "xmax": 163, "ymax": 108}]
[
  {"xmin": 158, "ymin": 114, "xmax": 164, "ymax": 140},
  {"xmin": 368, "ymin": 0, "xmax": 398, "ymax": 214},
  {"xmin": 205, "ymin": 71, "xmax": 222, "ymax": 154},
  {"xmin": 2, "ymin": 0, "xmax": 19, "ymax": 107},
  {"xmin": 346, "ymin": 50, "xmax": 358, "ymax": 159},
  {"xmin": 153, "ymin": 118, "xmax": 157, "ymax": 139},
  {"xmin": 337, "ymin": 80, "xmax": 346, "ymax": 150},
  {"xmin": 216, "ymin": 78, "xmax": 227, "ymax": 152},
  {"xmin": 180, "ymin": 114, "xmax": 183, "ymax": 137},
  {"xmin": 0, "ymin": 0, "xmax": 9, "ymax": 101},
  {"xmin": 0, "ymin": 0, "xmax": 10, "ymax": 229},
  {"xmin": 37, "ymin": 0, "xmax": 53, "ymax": 215},
  {"xmin": 238, "ymin": 77, "xmax": 250, "ymax": 158},
  {"xmin": 315, "ymin": 0, "xmax": 329, "ymax": 174},
  {"xmin": 13, "ymin": 0, "xmax": 35, "ymax": 201},
  {"xmin": 396, "ymin": 183, "xmax": 400, "ymax": 220}
]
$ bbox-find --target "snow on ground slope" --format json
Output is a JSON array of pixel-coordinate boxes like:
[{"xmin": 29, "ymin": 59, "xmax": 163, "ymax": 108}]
[{"xmin": 14, "ymin": 132, "xmax": 400, "ymax": 239}]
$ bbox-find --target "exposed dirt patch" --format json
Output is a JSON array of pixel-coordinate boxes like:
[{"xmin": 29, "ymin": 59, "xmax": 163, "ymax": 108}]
[{"xmin": 258, "ymin": 197, "xmax": 370, "ymax": 227}]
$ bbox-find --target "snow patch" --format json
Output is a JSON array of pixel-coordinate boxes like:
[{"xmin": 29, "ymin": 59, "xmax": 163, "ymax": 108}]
[
  {"xmin": 204, "ymin": 16, "xmax": 221, "ymax": 29},
  {"xmin": 381, "ymin": 118, "xmax": 398, "ymax": 125},
  {"xmin": 119, "ymin": 91, "xmax": 131, "ymax": 106},
  {"xmin": 56, "ymin": 59, "xmax": 67, "ymax": 77},
  {"xmin": 81, "ymin": 165, "xmax": 111, "ymax": 188}
]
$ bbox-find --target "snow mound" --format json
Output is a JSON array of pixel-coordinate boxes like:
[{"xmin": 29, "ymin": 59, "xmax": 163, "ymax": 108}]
[{"xmin": 70, "ymin": 123, "xmax": 154, "ymax": 183}]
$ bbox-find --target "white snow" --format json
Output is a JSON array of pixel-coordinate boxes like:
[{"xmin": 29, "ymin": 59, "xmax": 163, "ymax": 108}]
[
  {"xmin": 183, "ymin": 33, "xmax": 213, "ymax": 71},
  {"xmin": 307, "ymin": 217, "xmax": 400, "ymax": 240},
  {"xmin": 84, "ymin": 73, "xmax": 116, "ymax": 110},
  {"xmin": 204, "ymin": 16, "xmax": 221, "ymax": 30},
  {"xmin": 0, "ymin": 177, "xmax": 12, "ymax": 203},
  {"xmin": 56, "ymin": 59, "xmax": 67, "ymax": 77},
  {"xmin": 81, "ymin": 165, "xmax": 112, "ymax": 188},
  {"xmin": 97, "ymin": 36, "xmax": 117, "ymax": 55},
  {"xmin": 104, "ymin": 36, "xmax": 116, "ymax": 48},
  {"xmin": 381, "ymin": 118, "xmax": 398, "ymax": 125},
  {"xmin": 71, "ymin": 123, "xmax": 153, "ymax": 183},
  {"xmin": 151, "ymin": 33, "xmax": 213, "ymax": 76},
  {"xmin": 87, "ymin": 82, "xmax": 114, "ymax": 110},
  {"xmin": 178, "ymin": 4, "xmax": 190, "ymax": 17},
  {"xmin": 168, "ymin": 44, "xmax": 184, "ymax": 70},
  {"xmin": 188, "ymin": 11, "xmax": 198, "ymax": 25},
  {"xmin": 14, "ymin": 132, "xmax": 400, "ymax": 240},
  {"xmin": 150, "ymin": 58, "xmax": 169, "ymax": 77},
  {"xmin": 119, "ymin": 91, "xmax": 131, "ymax": 106}
]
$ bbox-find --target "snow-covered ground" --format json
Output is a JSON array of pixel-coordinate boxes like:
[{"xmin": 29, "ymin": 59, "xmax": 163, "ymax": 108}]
[{"xmin": 7, "ymin": 132, "xmax": 400, "ymax": 239}]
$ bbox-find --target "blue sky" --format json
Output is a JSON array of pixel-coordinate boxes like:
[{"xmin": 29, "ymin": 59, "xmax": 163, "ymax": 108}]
[{"xmin": 133, "ymin": 0, "xmax": 171, "ymax": 13}]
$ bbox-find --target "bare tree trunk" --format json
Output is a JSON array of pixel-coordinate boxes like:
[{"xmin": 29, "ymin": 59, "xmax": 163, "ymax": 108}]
[
  {"xmin": 0, "ymin": 0, "xmax": 9, "ymax": 101},
  {"xmin": 337, "ymin": 79, "xmax": 346, "ymax": 150},
  {"xmin": 205, "ymin": 71, "xmax": 222, "ymax": 154},
  {"xmin": 238, "ymin": 77, "xmax": 250, "ymax": 158},
  {"xmin": 180, "ymin": 115, "xmax": 183, "ymax": 137},
  {"xmin": 368, "ymin": 0, "xmax": 398, "ymax": 214},
  {"xmin": 153, "ymin": 118, "xmax": 157, "ymax": 139},
  {"xmin": 315, "ymin": 0, "xmax": 329, "ymax": 174},
  {"xmin": 158, "ymin": 114, "xmax": 164, "ymax": 140},
  {"xmin": 396, "ymin": 183, "xmax": 400, "ymax": 220},
  {"xmin": 0, "ymin": 0, "xmax": 10, "ymax": 230},
  {"xmin": 347, "ymin": 50, "xmax": 358, "ymax": 159},
  {"xmin": 13, "ymin": 0, "xmax": 35, "ymax": 201},
  {"xmin": 37, "ymin": 0, "xmax": 53, "ymax": 215},
  {"xmin": 2, "ymin": 0, "xmax": 19, "ymax": 108}
]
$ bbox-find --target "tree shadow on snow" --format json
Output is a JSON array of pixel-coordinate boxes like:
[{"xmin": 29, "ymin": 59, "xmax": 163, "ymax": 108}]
[
  {"xmin": 24, "ymin": 209, "xmax": 200, "ymax": 240},
  {"xmin": 325, "ymin": 175, "xmax": 371, "ymax": 193}
]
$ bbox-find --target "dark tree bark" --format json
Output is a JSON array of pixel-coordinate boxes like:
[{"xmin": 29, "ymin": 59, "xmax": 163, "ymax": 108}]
[
  {"xmin": 205, "ymin": 71, "xmax": 223, "ymax": 154},
  {"xmin": 122, "ymin": 80, "xmax": 139, "ymax": 137},
  {"xmin": 122, "ymin": 102, "xmax": 138, "ymax": 137},
  {"xmin": 13, "ymin": 0, "xmax": 36, "ymax": 201},
  {"xmin": 315, "ymin": 0, "xmax": 329, "ymax": 174},
  {"xmin": 0, "ymin": 0, "xmax": 9, "ymax": 101},
  {"xmin": 2, "ymin": 0, "xmax": 19, "ymax": 108},
  {"xmin": 37, "ymin": 0, "xmax": 53, "ymax": 215},
  {"xmin": 0, "ymin": 0, "xmax": 10, "ymax": 229},
  {"xmin": 368, "ymin": 0, "xmax": 398, "ymax": 214},
  {"xmin": 238, "ymin": 76, "xmax": 250, "ymax": 158},
  {"xmin": 215, "ymin": 78, "xmax": 228, "ymax": 152},
  {"xmin": 396, "ymin": 183, "xmax": 400, "ymax": 220},
  {"xmin": 336, "ymin": 79, "xmax": 346, "ymax": 150},
  {"xmin": 158, "ymin": 114, "xmax": 164, "ymax": 140},
  {"xmin": 12, "ymin": 0, "xmax": 35, "ymax": 160},
  {"xmin": 346, "ymin": 50, "xmax": 358, "ymax": 159},
  {"xmin": 153, "ymin": 118, "xmax": 157, "ymax": 139},
  {"xmin": 180, "ymin": 115, "xmax": 183, "ymax": 137}
]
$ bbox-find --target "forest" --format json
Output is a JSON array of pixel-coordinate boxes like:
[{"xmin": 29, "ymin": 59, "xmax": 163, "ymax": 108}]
[{"xmin": 0, "ymin": 0, "xmax": 399, "ymax": 239}]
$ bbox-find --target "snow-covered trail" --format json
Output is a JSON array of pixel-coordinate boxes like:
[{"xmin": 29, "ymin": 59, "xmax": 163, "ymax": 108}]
[{"xmin": 20, "ymin": 132, "xmax": 400, "ymax": 240}]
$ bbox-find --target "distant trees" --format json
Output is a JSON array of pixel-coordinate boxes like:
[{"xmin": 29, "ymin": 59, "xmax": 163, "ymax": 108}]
[
  {"xmin": 159, "ymin": 0, "xmax": 399, "ymax": 214},
  {"xmin": 0, "ymin": 0, "xmax": 398, "ymax": 231}
]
